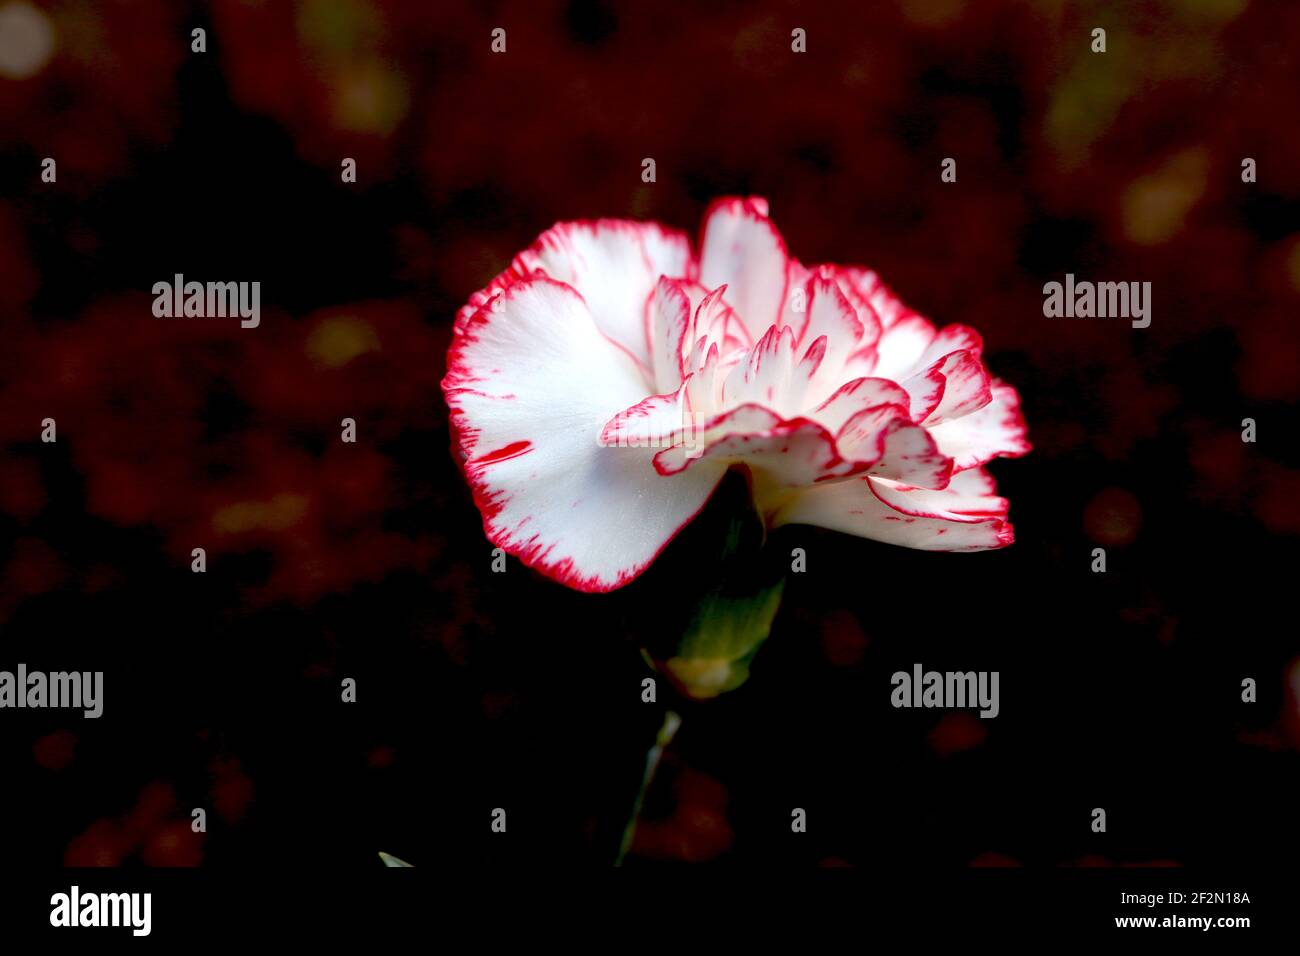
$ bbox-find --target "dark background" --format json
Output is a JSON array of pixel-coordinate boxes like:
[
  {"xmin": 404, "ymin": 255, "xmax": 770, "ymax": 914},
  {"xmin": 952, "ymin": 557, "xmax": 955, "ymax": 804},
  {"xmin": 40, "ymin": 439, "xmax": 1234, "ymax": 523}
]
[{"xmin": 1, "ymin": 0, "xmax": 1297, "ymax": 869}]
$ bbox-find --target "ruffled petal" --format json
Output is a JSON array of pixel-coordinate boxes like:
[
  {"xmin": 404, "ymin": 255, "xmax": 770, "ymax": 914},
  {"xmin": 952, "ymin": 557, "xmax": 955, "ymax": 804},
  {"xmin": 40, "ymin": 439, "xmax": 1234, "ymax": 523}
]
[
  {"xmin": 688, "ymin": 284, "xmax": 748, "ymax": 363},
  {"xmin": 898, "ymin": 362, "xmax": 947, "ymax": 422},
  {"xmin": 874, "ymin": 466, "xmax": 1009, "ymax": 518},
  {"xmin": 909, "ymin": 324, "xmax": 984, "ymax": 374},
  {"xmin": 779, "ymin": 259, "xmax": 813, "ymax": 345},
  {"xmin": 771, "ymin": 468, "xmax": 1013, "ymax": 551},
  {"xmin": 835, "ymin": 267, "xmax": 923, "ymax": 330},
  {"xmin": 870, "ymin": 313, "xmax": 937, "ymax": 381},
  {"xmin": 836, "ymin": 408, "xmax": 954, "ymax": 490},
  {"xmin": 443, "ymin": 276, "xmax": 725, "ymax": 591},
  {"xmin": 517, "ymin": 220, "xmax": 693, "ymax": 370},
  {"xmin": 721, "ymin": 325, "xmax": 797, "ymax": 412},
  {"xmin": 646, "ymin": 277, "xmax": 692, "ymax": 393},
  {"xmin": 810, "ymin": 376, "xmax": 912, "ymax": 433},
  {"xmin": 698, "ymin": 197, "xmax": 789, "ymax": 344},
  {"xmin": 661, "ymin": 418, "xmax": 853, "ymax": 493},
  {"xmin": 900, "ymin": 349, "xmax": 992, "ymax": 426},
  {"xmin": 923, "ymin": 350, "xmax": 992, "ymax": 425},
  {"xmin": 927, "ymin": 382, "xmax": 1031, "ymax": 471},
  {"xmin": 651, "ymin": 404, "xmax": 784, "ymax": 475},
  {"xmin": 600, "ymin": 381, "xmax": 693, "ymax": 450},
  {"xmin": 798, "ymin": 271, "xmax": 865, "ymax": 398},
  {"xmin": 454, "ymin": 262, "xmax": 538, "ymax": 330}
]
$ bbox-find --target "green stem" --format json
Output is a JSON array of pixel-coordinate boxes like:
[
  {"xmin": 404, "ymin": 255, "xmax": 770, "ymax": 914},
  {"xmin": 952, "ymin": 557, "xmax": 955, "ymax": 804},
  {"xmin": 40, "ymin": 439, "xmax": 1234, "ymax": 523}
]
[{"xmin": 615, "ymin": 710, "xmax": 681, "ymax": 866}]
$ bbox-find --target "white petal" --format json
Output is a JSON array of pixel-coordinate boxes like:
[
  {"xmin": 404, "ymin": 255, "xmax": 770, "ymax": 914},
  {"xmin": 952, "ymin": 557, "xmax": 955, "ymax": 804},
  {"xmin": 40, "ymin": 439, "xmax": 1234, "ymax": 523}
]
[
  {"xmin": 779, "ymin": 259, "xmax": 813, "ymax": 344},
  {"xmin": 831, "ymin": 266, "xmax": 883, "ymax": 351},
  {"xmin": 900, "ymin": 349, "xmax": 992, "ymax": 425},
  {"xmin": 647, "ymin": 277, "xmax": 691, "ymax": 393},
  {"xmin": 455, "ymin": 262, "xmax": 537, "ymax": 330},
  {"xmin": 798, "ymin": 272, "xmax": 864, "ymax": 399},
  {"xmin": 898, "ymin": 363, "xmax": 947, "ymax": 422},
  {"xmin": 836, "ymin": 267, "xmax": 920, "ymax": 330},
  {"xmin": 699, "ymin": 197, "xmax": 789, "ymax": 343},
  {"xmin": 518, "ymin": 220, "xmax": 692, "ymax": 369},
  {"xmin": 811, "ymin": 377, "xmax": 912, "ymax": 433},
  {"xmin": 928, "ymin": 383, "xmax": 1031, "ymax": 471},
  {"xmin": 601, "ymin": 381, "xmax": 693, "ymax": 450},
  {"xmin": 922, "ymin": 350, "xmax": 992, "ymax": 425},
  {"xmin": 871, "ymin": 314, "xmax": 937, "ymax": 381},
  {"xmin": 836, "ymin": 410, "xmax": 953, "ymax": 490},
  {"xmin": 909, "ymin": 324, "xmax": 984, "ymax": 375},
  {"xmin": 688, "ymin": 285, "xmax": 748, "ymax": 363},
  {"xmin": 443, "ymin": 277, "xmax": 725, "ymax": 591},
  {"xmin": 721, "ymin": 325, "xmax": 797, "ymax": 413},
  {"xmin": 652, "ymin": 405, "xmax": 784, "ymax": 475},
  {"xmin": 875, "ymin": 467, "xmax": 1009, "ymax": 518},
  {"xmin": 771, "ymin": 473, "xmax": 1013, "ymax": 551}
]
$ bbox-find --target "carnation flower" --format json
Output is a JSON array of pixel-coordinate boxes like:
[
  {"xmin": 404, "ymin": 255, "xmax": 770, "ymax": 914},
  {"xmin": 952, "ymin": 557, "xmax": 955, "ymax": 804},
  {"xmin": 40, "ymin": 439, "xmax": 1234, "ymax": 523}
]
[{"xmin": 443, "ymin": 197, "xmax": 1029, "ymax": 592}]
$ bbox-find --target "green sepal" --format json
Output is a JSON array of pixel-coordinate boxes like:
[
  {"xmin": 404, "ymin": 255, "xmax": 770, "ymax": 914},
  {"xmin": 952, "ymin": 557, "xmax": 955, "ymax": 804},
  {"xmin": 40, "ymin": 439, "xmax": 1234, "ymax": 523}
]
[{"xmin": 628, "ymin": 471, "xmax": 787, "ymax": 700}]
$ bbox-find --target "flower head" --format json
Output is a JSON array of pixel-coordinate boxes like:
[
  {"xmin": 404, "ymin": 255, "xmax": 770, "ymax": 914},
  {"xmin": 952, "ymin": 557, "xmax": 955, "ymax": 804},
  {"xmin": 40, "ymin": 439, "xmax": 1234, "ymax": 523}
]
[{"xmin": 443, "ymin": 198, "xmax": 1029, "ymax": 592}]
